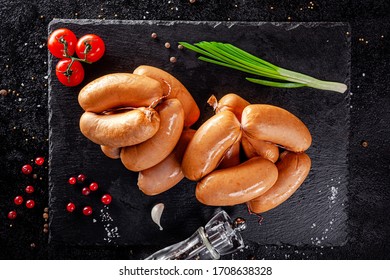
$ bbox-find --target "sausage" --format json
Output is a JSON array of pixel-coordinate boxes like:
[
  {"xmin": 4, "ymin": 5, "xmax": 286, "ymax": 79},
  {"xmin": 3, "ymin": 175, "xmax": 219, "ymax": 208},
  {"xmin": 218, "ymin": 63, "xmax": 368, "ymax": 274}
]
[
  {"xmin": 247, "ymin": 151, "xmax": 311, "ymax": 213},
  {"xmin": 137, "ymin": 129, "xmax": 196, "ymax": 195},
  {"xmin": 241, "ymin": 104, "xmax": 312, "ymax": 152},
  {"xmin": 100, "ymin": 145, "xmax": 121, "ymax": 159},
  {"xmin": 120, "ymin": 99, "xmax": 184, "ymax": 171},
  {"xmin": 181, "ymin": 110, "xmax": 242, "ymax": 181},
  {"xmin": 79, "ymin": 107, "xmax": 160, "ymax": 148},
  {"xmin": 218, "ymin": 141, "xmax": 241, "ymax": 169},
  {"xmin": 207, "ymin": 93, "xmax": 250, "ymax": 121},
  {"xmin": 241, "ymin": 136, "xmax": 279, "ymax": 163},
  {"xmin": 78, "ymin": 73, "xmax": 164, "ymax": 113},
  {"xmin": 196, "ymin": 157, "xmax": 278, "ymax": 206},
  {"xmin": 133, "ymin": 65, "xmax": 200, "ymax": 127}
]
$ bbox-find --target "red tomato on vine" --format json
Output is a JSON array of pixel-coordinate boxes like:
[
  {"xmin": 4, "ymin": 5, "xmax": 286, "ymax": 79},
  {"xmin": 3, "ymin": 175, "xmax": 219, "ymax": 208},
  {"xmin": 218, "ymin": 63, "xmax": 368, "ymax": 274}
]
[
  {"xmin": 55, "ymin": 58, "xmax": 85, "ymax": 87},
  {"xmin": 76, "ymin": 34, "xmax": 105, "ymax": 63},
  {"xmin": 48, "ymin": 28, "xmax": 77, "ymax": 58}
]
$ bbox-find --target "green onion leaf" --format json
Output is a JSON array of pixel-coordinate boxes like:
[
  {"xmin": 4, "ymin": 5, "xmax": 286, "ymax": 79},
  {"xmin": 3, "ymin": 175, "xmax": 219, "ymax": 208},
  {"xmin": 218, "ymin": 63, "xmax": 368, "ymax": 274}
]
[
  {"xmin": 246, "ymin": 78, "xmax": 306, "ymax": 88},
  {"xmin": 179, "ymin": 41, "xmax": 347, "ymax": 93}
]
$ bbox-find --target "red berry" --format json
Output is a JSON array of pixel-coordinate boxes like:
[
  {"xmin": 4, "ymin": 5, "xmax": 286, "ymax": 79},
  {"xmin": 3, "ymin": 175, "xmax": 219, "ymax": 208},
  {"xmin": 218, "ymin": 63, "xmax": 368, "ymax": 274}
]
[
  {"xmin": 82, "ymin": 206, "xmax": 93, "ymax": 216},
  {"xmin": 89, "ymin": 182, "xmax": 99, "ymax": 191},
  {"xmin": 77, "ymin": 174, "xmax": 86, "ymax": 182},
  {"xmin": 22, "ymin": 164, "xmax": 33, "ymax": 175},
  {"xmin": 35, "ymin": 157, "xmax": 45, "ymax": 166},
  {"xmin": 68, "ymin": 177, "xmax": 77, "ymax": 185},
  {"xmin": 82, "ymin": 187, "xmax": 91, "ymax": 196},
  {"xmin": 66, "ymin": 202, "xmax": 76, "ymax": 213},
  {"xmin": 14, "ymin": 196, "xmax": 24, "ymax": 205},
  {"xmin": 26, "ymin": 200, "xmax": 35, "ymax": 209},
  {"xmin": 8, "ymin": 211, "xmax": 17, "ymax": 220},
  {"xmin": 25, "ymin": 185, "xmax": 35, "ymax": 194},
  {"xmin": 101, "ymin": 194, "xmax": 112, "ymax": 205}
]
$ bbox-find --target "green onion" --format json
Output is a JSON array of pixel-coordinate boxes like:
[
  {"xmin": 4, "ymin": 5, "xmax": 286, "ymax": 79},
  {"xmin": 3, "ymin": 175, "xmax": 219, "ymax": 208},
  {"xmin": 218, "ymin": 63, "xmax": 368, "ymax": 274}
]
[{"xmin": 179, "ymin": 41, "xmax": 347, "ymax": 93}]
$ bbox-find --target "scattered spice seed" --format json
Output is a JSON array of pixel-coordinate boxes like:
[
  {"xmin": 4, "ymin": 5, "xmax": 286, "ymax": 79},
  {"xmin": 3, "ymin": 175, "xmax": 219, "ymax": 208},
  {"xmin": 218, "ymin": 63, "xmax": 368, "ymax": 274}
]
[
  {"xmin": 30, "ymin": 243, "xmax": 36, "ymax": 249},
  {"xmin": 32, "ymin": 174, "xmax": 38, "ymax": 179},
  {"xmin": 189, "ymin": 0, "xmax": 196, "ymax": 3},
  {"xmin": 43, "ymin": 228, "xmax": 48, "ymax": 234},
  {"xmin": 14, "ymin": 196, "xmax": 24, "ymax": 205},
  {"xmin": 43, "ymin": 223, "xmax": 49, "ymax": 229},
  {"xmin": 8, "ymin": 211, "xmax": 17, "ymax": 220},
  {"xmin": 170, "ymin": 56, "xmax": 177, "ymax": 63},
  {"xmin": 83, "ymin": 206, "xmax": 93, "ymax": 216},
  {"xmin": 21, "ymin": 164, "xmax": 33, "ymax": 175},
  {"xmin": 0, "ymin": 89, "xmax": 8, "ymax": 96},
  {"xmin": 25, "ymin": 185, "xmax": 34, "ymax": 194},
  {"xmin": 43, "ymin": 213, "xmax": 49, "ymax": 220},
  {"xmin": 164, "ymin": 42, "xmax": 171, "ymax": 48},
  {"xmin": 151, "ymin": 32, "xmax": 157, "ymax": 39},
  {"xmin": 178, "ymin": 44, "xmax": 184, "ymax": 50},
  {"xmin": 361, "ymin": 140, "xmax": 368, "ymax": 148},
  {"xmin": 26, "ymin": 200, "xmax": 35, "ymax": 209},
  {"xmin": 44, "ymin": 207, "xmax": 49, "ymax": 213}
]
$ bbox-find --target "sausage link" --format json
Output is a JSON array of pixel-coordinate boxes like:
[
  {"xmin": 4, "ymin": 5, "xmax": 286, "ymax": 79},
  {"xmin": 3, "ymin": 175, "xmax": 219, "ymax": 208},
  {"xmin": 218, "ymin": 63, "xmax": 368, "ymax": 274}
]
[
  {"xmin": 79, "ymin": 107, "xmax": 160, "ymax": 148},
  {"xmin": 78, "ymin": 73, "xmax": 164, "ymax": 113},
  {"xmin": 133, "ymin": 65, "xmax": 200, "ymax": 127},
  {"xmin": 181, "ymin": 110, "xmax": 242, "ymax": 181},
  {"xmin": 218, "ymin": 141, "xmax": 241, "ymax": 169},
  {"xmin": 241, "ymin": 136, "xmax": 279, "ymax": 163},
  {"xmin": 248, "ymin": 151, "xmax": 311, "ymax": 213},
  {"xmin": 196, "ymin": 157, "xmax": 278, "ymax": 206},
  {"xmin": 137, "ymin": 129, "xmax": 196, "ymax": 195},
  {"xmin": 120, "ymin": 99, "xmax": 184, "ymax": 171},
  {"xmin": 207, "ymin": 93, "xmax": 250, "ymax": 121},
  {"xmin": 101, "ymin": 145, "xmax": 121, "ymax": 159},
  {"xmin": 241, "ymin": 104, "xmax": 312, "ymax": 152}
]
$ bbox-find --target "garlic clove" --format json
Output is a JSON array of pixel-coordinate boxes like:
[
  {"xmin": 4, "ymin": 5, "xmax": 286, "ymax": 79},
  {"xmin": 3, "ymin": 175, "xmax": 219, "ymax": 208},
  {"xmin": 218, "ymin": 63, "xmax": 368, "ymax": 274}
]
[{"xmin": 151, "ymin": 203, "xmax": 165, "ymax": 231}]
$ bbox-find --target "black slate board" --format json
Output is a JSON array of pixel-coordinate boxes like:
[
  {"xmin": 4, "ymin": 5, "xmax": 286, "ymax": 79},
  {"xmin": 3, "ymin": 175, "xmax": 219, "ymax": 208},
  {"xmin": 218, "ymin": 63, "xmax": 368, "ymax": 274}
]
[{"xmin": 48, "ymin": 20, "xmax": 350, "ymax": 247}]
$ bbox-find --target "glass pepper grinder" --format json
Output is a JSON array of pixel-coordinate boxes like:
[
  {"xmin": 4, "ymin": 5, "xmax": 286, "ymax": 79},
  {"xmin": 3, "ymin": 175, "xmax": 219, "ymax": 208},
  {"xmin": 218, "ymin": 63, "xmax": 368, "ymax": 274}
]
[{"xmin": 145, "ymin": 210, "xmax": 246, "ymax": 260}]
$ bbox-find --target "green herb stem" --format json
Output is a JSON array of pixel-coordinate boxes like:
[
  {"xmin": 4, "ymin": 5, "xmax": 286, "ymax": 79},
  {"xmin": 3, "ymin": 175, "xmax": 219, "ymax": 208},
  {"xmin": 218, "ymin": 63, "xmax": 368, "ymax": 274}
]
[{"xmin": 179, "ymin": 41, "xmax": 347, "ymax": 93}]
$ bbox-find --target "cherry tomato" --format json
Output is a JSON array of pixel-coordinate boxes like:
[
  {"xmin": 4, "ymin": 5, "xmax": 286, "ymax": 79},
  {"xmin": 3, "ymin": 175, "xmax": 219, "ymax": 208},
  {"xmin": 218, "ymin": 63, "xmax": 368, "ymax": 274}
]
[
  {"xmin": 55, "ymin": 58, "xmax": 85, "ymax": 87},
  {"xmin": 76, "ymin": 34, "xmax": 105, "ymax": 62},
  {"xmin": 48, "ymin": 28, "xmax": 77, "ymax": 58}
]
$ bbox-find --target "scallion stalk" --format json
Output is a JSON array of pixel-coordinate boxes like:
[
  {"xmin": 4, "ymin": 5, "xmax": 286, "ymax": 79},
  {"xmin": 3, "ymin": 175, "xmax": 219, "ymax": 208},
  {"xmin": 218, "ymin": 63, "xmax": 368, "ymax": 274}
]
[{"xmin": 179, "ymin": 41, "xmax": 347, "ymax": 93}]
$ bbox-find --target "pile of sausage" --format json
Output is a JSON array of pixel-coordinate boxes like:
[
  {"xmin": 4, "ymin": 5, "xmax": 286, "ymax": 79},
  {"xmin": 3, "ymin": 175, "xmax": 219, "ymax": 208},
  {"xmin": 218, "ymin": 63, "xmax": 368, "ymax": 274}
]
[
  {"xmin": 78, "ymin": 66, "xmax": 312, "ymax": 214},
  {"xmin": 78, "ymin": 66, "xmax": 200, "ymax": 195},
  {"xmin": 182, "ymin": 94, "xmax": 312, "ymax": 213}
]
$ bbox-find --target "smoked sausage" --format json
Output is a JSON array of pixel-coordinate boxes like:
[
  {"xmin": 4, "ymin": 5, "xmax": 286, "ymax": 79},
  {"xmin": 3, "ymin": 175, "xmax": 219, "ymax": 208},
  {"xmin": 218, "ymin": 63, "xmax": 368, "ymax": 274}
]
[
  {"xmin": 78, "ymin": 73, "xmax": 164, "ymax": 113},
  {"xmin": 79, "ymin": 107, "xmax": 160, "ymax": 148},
  {"xmin": 241, "ymin": 136, "xmax": 279, "ymax": 163},
  {"xmin": 133, "ymin": 65, "xmax": 200, "ymax": 127},
  {"xmin": 241, "ymin": 104, "xmax": 312, "ymax": 152},
  {"xmin": 247, "ymin": 151, "xmax": 311, "ymax": 213},
  {"xmin": 218, "ymin": 141, "xmax": 241, "ymax": 169},
  {"xmin": 120, "ymin": 99, "xmax": 184, "ymax": 171},
  {"xmin": 207, "ymin": 93, "xmax": 250, "ymax": 121},
  {"xmin": 181, "ymin": 110, "xmax": 242, "ymax": 181},
  {"xmin": 137, "ymin": 129, "xmax": 196, "ymax": 195},
  {"xmin": 196, "ymin": 157, "xmax": 278, "ymax": 206},
  {"xmin": 100, "ymin": 145, "xmax": 121, "ymax": 159}
]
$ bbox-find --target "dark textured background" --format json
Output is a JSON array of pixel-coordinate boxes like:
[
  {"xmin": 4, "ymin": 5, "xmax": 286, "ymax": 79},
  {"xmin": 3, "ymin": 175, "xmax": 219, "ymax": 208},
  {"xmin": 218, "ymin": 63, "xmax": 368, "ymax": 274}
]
[{"xmin": 0, "ymin": 0, "xmax": 389, "ymax": 260}]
